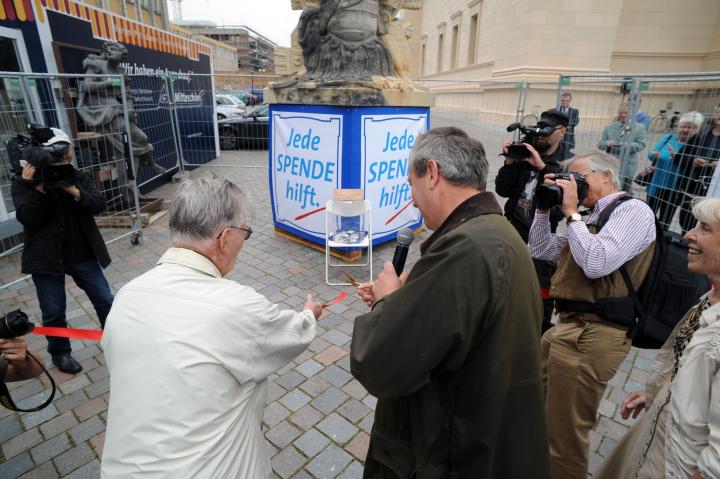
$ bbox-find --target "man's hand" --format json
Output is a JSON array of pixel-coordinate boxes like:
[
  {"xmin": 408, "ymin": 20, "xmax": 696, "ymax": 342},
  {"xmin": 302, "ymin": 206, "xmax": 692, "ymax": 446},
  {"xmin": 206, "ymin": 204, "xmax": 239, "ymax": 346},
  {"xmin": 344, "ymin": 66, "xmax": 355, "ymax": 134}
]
[
  {"xmin": 651, "ymin": 151, "xmax": 661, "ymax": 159},
  {"xmin": 694, "ymin": 157, "xmax": 707, "ymax": 168},
  {"xmin": 523, "ymin": 143, "xmax": 546, "ymax": 170},
  {"xmin": 554, "ymin": 174, "xmax": 579, "ymax": 217},
  {"xmin": 667, "ymin": 144, "xmax": 675, "ymax": 156},
  {"xmin": 606, "ymin": 140, "xmax": 615, "ymax": 147},
  {"xmin": 63, "ymin": 185, "xmax": 81, "ymax": 199},
  {"xmin": 303, "ymin": 294, "xmax": 323, "ymax": 320},
  {"xmin": 21, "ymin": 163, "xmax": 35, "ymax": 181},
  {"xmin": 371, "ymin": 261, "xmax": 410, "ymax": 304},
  {"xmin": 357, "ymin": 282, "xmax": 375, "ymax": 308},
  {"xmin": 620, "ymin": 390, "xmax": 647, "ymax": 419},
  {"xmin": 502, "ymin": 140, "xmax": 514, "ymax": 164},
  {"xmin": 0, "ymin": 338, "xmax": 29, "ymax": 364}
]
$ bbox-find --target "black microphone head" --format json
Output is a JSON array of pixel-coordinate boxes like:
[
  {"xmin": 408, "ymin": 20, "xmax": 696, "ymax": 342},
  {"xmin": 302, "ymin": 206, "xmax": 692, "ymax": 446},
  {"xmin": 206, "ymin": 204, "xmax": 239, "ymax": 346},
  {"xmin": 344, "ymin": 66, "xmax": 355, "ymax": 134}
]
[
  {"xmin": 506, "ymin": 122, "xmax": 521, "ymax": 132},
  {"xmin": 396, "ymin": 227, "xmax": 414, "ymax": 246}
]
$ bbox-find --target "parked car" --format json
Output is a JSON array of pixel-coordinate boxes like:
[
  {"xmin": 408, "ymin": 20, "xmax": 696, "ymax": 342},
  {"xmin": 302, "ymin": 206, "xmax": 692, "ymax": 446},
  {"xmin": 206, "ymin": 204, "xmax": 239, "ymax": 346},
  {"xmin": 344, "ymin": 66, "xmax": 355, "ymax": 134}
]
[
  {"xmin": 215, "ymin": 93, "xmax": 244, "ymax": 120},
  {"xmin": 218, "ymin": 104, "xmax": 269, "ymax": 150}
]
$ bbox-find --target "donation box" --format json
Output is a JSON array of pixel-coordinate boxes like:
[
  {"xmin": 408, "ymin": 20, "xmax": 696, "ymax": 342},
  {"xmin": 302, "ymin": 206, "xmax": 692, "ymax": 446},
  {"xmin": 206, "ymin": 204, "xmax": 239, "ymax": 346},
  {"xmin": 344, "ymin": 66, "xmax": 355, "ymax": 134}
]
[{"xmin": 269, "ymin": 104, "xmax": 428, "ymax": 246}]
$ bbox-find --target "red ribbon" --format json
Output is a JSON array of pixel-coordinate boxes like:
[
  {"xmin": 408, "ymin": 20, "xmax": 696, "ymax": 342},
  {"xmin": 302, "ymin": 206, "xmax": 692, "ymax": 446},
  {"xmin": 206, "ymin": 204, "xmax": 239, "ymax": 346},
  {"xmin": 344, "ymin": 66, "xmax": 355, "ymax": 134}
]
[
  {"xmin": 28, "ymin": 293, "xmax": 350, "ymax": 339},
  {"xmin": 322, "ymin": 292, "xmax": 348, "ymax": 308},
  {"xmin": 540, "ymin": 288, "xmax": 551, "ymax": 300},
  {"xmin": 31, "ymin": 326, "xmax": 103, "ymax": 341}
]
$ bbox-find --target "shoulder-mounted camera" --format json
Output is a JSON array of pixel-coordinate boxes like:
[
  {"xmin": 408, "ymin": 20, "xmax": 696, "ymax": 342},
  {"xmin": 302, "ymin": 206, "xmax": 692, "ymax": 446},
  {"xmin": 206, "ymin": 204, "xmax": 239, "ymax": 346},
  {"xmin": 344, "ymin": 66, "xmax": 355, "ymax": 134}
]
[{"xmin": 6, "ymin": 123, "xmax": 75, "ymax": 189}]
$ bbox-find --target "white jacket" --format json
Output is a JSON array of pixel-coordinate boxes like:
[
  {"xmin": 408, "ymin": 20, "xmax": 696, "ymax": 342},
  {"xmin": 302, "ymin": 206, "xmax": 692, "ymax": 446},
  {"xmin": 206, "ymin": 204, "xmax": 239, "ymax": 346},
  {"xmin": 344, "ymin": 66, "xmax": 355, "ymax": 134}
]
[
  {"xmin": 101, "ymin": 248, "xmax": 316, "ymax": 478},
  {"xmin": 667, "ymin": 298, "xmax": 720, "ymax": 478}
]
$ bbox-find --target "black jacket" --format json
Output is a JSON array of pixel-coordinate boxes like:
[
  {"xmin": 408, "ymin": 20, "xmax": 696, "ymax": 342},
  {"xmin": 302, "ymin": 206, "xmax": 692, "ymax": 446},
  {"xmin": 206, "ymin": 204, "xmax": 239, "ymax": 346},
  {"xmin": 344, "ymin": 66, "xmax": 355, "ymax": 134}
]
[
  {"xmin": 673, "ymin": 127, "xmax": 720, "ymax": 197},
  {"xmin": 494, "ymin": 144, "xmax": 565, "ymax": 242},
  {"xmin": 12, "ymin": 170, "xmax": 111, "ymax": 275}
]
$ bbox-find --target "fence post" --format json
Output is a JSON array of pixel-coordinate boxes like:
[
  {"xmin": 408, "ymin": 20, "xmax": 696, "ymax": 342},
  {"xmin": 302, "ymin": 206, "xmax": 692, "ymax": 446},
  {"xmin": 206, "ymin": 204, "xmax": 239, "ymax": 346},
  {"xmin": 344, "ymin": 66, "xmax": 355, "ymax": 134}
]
[
  {"xmin": 619, "ymin": 78, "xmax": 642, "ymax": 193},
  {"xmin": 515, "ymin": 81, "xmax": 528, "ymax": 123},
  {"xmin": 119, "ymin": 75, "xmax": 144, "ymax": 241},
  {"xmin": 165, "ymin": 74, "xmax": 186, "ymax": 174},
  {"xmin": 556, "ymin": 75, "xmax": 567, "ymax": 108},
  {"xmin": 18, "ymin": 76, "xmax": 40, "ymax": 124}
]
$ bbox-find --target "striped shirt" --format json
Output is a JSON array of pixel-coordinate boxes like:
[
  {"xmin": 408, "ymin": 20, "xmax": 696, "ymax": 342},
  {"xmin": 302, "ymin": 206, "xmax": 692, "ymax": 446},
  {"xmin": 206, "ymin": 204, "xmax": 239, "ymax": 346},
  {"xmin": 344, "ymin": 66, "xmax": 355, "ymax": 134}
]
[{"xmin": 528, "ymin": 192, "xmax": 656, "ymax": 279}]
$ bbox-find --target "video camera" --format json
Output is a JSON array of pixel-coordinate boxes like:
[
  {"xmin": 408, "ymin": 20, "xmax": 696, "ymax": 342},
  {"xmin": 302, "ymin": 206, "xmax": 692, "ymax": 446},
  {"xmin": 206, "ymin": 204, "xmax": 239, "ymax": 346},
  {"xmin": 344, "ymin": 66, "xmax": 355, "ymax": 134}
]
[
  {"xmin": 0, "ymin": 309, "xmax": 34, "ymax": 339},
  {"xmin": 6, "ymin": 123, "xmax": 75, "ymax": 189},
  {"xmin": 0, "ymin": 309, "xmax": 56, "ymax": 413},
  {"xmin": 536, "ymin": 172, "xmax": 590, "ymax": 211},
  {"xmin": 504, "ymin": 122, "xmax": 555, "ymax": 160}
]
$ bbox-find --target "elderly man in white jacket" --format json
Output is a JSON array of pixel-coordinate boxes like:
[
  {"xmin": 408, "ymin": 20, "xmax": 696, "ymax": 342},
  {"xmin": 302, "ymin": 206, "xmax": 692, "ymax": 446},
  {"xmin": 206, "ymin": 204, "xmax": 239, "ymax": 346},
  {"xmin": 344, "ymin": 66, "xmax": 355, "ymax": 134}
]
[{"xmin": 100, "ymin": 176, "xmax": 323, "ymax": 479}]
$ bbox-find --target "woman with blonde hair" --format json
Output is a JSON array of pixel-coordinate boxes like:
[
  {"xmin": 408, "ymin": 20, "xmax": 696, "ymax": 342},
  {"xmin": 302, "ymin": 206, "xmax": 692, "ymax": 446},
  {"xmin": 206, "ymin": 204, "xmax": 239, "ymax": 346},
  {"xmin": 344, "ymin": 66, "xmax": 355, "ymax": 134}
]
[{"xmin": 596, "ymin": 197, "xmax": 720, "ymax": 479}]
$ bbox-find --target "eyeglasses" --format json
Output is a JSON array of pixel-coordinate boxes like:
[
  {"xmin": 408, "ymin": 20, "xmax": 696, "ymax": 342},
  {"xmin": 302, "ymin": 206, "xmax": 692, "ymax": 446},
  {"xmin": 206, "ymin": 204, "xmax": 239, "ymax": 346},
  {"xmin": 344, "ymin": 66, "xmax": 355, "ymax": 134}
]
[{"xmin": 217, "ymin": 225, "xmax": 253, "ymax": 240}]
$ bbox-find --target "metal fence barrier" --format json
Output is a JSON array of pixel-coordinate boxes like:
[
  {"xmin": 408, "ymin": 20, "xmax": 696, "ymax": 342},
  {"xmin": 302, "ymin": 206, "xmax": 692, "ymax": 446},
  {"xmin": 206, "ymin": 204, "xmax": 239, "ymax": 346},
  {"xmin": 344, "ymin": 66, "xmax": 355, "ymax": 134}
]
[{"xmin": 0, "ymin": 72, "xmax": 142, "ymax": 290}]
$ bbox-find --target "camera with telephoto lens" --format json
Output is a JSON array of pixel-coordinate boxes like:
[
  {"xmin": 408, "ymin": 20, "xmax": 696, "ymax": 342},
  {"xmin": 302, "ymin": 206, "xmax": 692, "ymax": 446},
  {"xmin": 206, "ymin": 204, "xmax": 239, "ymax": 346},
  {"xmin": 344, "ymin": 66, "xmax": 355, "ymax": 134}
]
[
  {"xmin": 0, "ymin": 310, "xmax": 34, "ymax": 339},
  {"xmin": 536, "ymin": 172, "xmax": 590, "ymax": 211},
  {"xmin": 6, "ymin": 123, "xmax": 75, "ymax": 189},
  {"xmin": 504, "ymin": 122, "xmax": 556, "ymax": 160}
]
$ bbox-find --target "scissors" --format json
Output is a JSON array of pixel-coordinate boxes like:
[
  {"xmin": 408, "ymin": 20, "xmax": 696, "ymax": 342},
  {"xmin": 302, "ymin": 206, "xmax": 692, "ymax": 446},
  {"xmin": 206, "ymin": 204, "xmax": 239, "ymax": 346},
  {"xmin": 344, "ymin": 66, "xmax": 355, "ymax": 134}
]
[{"xmin": 344, "ymin": 273, "xmax": 360, "ymax": 286}]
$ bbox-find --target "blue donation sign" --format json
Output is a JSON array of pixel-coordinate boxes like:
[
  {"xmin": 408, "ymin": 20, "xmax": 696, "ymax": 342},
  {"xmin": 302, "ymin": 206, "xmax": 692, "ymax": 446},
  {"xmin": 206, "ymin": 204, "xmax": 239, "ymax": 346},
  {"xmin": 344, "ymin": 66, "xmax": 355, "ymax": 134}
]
[{"xmin": 269, "ymin": 105, "xmax": 427, "ymax": 246}]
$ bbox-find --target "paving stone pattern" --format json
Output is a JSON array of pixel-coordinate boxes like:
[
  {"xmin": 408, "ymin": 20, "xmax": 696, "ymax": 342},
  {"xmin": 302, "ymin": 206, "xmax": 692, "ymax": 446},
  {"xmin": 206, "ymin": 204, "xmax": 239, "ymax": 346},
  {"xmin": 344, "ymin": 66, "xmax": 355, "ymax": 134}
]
[{"xmin": 0, "ymin": 151, "xmax": 656, "ymax": 477}]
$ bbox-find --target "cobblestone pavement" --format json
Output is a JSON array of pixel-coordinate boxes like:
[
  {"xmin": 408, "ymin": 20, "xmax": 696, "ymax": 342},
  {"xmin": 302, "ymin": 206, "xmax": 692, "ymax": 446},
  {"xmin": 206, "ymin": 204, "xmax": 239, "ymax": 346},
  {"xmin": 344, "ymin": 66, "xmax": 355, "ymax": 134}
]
[{"xmin": 0, "ymin": 150, "xmax": 656, "ymax": 478}]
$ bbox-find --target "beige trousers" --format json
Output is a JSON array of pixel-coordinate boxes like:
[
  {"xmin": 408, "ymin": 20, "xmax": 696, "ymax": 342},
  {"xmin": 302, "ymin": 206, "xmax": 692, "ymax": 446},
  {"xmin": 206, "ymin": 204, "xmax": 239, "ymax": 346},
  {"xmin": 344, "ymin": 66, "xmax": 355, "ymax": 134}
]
[{"xmin": 541, "ymin": 318, "xmax": 631, "ymax": 479}]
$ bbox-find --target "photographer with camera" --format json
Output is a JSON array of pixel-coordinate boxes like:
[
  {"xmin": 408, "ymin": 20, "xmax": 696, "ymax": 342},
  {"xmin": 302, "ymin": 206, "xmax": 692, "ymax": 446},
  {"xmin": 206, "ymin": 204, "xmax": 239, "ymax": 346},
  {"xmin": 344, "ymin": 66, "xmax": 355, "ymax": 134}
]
[
  {"xmin": 528, "ymin": 152, "xmax": 656, "ymax": 479},
  {"xmin": 495, "ymin": 109, "xmax": 568, "ymax": 333},
  {"xmin": 0, "ymin": 337, "xmax": 43, "ymax": 382},
  {"xmin": 11, "ymin": 126, "xmax": 114, "ymax": 375}
]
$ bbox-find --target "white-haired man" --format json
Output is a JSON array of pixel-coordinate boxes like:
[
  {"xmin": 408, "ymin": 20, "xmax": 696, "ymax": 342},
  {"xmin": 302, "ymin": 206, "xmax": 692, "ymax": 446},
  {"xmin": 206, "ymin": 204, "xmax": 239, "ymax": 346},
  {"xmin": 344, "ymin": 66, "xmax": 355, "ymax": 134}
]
[
  {"xmin": 101, "ymin": 176, "xmax": 323, "ymax": 478},
  {"xmin": 529, "ymin": 152, "xmax": 657, "ymax": 479}
]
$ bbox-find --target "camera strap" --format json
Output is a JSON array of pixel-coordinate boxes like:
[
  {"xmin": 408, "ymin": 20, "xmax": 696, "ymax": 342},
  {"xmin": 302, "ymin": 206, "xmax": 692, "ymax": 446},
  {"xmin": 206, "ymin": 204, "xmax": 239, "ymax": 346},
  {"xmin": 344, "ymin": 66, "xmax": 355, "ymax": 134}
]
[{"xmin": 0, "ymin": 352, "xmax": 56, "ymax": 412}]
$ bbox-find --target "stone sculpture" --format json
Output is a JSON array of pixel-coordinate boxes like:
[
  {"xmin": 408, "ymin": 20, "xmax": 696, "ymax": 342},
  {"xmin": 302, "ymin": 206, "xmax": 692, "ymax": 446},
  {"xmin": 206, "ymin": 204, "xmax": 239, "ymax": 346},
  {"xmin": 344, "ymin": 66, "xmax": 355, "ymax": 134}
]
[
  {"xmin": 269, "ymin": 0, "xmax": 431, "ymax": 106},
  {"xmin": 77, "ymin": 41, "xmax": 166, "ymax": 178}
]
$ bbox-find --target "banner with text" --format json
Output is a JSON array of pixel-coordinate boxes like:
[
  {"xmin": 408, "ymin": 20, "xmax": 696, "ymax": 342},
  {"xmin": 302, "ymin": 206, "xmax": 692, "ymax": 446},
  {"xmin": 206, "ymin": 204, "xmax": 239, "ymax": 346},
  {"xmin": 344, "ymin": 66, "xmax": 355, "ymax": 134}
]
[
  {"xmin": 361, "ymin": 114, "xmax": 426, "ymax": 240},
  {"xmin": 271, "ymin": 112, "xmax": 343, "ymax": 239}
]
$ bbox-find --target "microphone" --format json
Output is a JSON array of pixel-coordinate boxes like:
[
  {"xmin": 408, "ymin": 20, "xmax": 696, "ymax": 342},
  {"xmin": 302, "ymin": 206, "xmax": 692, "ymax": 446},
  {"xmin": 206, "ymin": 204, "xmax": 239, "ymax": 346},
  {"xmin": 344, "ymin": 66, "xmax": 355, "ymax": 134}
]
[{"xmin": 392, "ymin": 227, "xmax": 415, "ymax": 276}]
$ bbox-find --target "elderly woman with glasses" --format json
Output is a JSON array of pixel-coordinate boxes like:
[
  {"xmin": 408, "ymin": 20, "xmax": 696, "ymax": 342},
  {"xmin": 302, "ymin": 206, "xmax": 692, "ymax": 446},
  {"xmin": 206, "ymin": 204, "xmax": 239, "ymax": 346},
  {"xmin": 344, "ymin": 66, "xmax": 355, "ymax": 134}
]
[
  {"xmin": 641, "ymin": 111, "xmax": 704, "ymax": 229},
  {"xmin": 595, "ymin": 197, "xmax": 720, "ymax": 479}
]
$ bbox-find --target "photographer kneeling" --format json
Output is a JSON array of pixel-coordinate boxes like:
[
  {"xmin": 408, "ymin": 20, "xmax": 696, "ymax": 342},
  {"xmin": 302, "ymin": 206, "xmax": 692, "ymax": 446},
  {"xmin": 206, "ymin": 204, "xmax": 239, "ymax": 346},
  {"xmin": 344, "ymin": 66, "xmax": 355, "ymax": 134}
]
[
  {"xmin": 0, "ymin": 337, "xmax": 43, "ymax": 382},
  {"xmin": 528, "ymin": 152, "xmax": 656, "ymax": 479},
  {"xmin": 11, "ymin": 127, "xmax": 113, "ymax": 375}
]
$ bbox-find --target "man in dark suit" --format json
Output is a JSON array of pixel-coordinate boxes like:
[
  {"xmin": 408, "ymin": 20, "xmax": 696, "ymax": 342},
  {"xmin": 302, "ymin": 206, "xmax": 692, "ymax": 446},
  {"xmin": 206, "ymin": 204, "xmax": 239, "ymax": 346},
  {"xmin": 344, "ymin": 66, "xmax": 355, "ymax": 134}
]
[{"xmin": 558, "ymin": 91, "xmax": 580, "ymax": 158}]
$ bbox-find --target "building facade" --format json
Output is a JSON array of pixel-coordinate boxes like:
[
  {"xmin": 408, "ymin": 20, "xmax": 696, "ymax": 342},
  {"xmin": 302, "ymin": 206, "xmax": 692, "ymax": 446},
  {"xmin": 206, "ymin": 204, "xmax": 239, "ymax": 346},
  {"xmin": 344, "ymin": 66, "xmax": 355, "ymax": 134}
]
[
  {"xmin": 80, "ymin": 0, "xmax": 169, "ymax": 29},
  {"xmin": 178, "ymin": 22, "xmax": 276, "ymax": 72},
  {"xmin": 413, "ymin": 0, "xmax": 720, "ymax": 81},
  {"xmin": 171, "ymin": 24, "xmax": 239, "ymax": 72}
]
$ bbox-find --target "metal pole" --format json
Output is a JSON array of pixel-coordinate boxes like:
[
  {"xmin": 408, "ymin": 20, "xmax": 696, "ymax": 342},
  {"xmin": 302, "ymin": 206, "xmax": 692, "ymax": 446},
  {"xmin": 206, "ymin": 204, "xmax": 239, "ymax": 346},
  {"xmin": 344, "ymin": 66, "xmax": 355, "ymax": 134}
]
[
  {"xmin": 515, "ymin": 81, "xmax": 528, "ymax": 123},
  {"xmin": 165, "ymin": 75, "xmax": 186, "ymax": 173},
  {"xmin": 556, "ymin": 75, "xmax": 566, "ymax": 108},
  {"xmin": 619, "ymin": 78, "xmax": 642, "ymax": 193},
  {"xmin": 118, "ymin": 77, "xmax": 143, "ymax": 237},
  {"xmin": 18, "ymin": 76, "xmax": 39, "ymax": 124}
]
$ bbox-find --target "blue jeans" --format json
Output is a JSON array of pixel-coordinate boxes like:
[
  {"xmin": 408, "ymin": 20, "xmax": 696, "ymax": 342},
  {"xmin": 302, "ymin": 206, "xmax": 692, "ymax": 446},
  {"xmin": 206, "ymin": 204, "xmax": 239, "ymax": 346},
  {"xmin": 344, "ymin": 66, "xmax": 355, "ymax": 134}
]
[{"xmin": 32, "ymin": 260, "xmax": 114, "ymax": 356}]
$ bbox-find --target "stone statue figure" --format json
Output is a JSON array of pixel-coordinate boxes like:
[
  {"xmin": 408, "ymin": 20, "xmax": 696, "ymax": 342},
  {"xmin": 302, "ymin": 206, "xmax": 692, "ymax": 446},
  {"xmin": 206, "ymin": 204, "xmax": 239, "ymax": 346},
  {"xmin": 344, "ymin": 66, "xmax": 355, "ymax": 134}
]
[
  {"xmin": 299, "ymin": 0, "xmax": 394, "ymax": 81},
  {"xmin": 77, "ymin": 41, "xmax": 165, "ymax": 178}
]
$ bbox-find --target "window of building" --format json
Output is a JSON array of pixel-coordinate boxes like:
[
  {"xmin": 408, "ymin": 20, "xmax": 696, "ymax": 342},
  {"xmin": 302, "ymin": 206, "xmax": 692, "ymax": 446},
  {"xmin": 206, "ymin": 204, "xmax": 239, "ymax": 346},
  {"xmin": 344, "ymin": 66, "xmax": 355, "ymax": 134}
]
[
  {"xmin": 468, "ymin": 13, "xmax": 478, "ymax": 65},
  {"xmin": 421, "ymin": 43, "xmax": 426, "ymax": 75},
  {"xmin": 450, "ymin": 25, "xmax": 459, "ymax": 70},
  {"xmin": 437, "ymin": 33, "xmax": 444, "ymax": 73}
]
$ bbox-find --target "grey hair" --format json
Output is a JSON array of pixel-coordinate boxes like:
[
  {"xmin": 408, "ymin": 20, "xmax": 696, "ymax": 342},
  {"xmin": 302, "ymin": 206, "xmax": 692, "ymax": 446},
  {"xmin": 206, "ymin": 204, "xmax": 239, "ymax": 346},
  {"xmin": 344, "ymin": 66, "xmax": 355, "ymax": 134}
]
[
  {"xmin": 679, "ymin": 111, "xmax": 704, "ymax": 130},
  {"xmin": 169, "ymin": 175, "xmax": 253, "ymax": 241},
  {"xmin": 409, "ymin": 127, "xmax": 488, "ymax": 190},
  {"xmin": 566, "ymin": 152, "xmax": 622, "ymax": 189},
  {"xmin": 692, "ymin": 197, "xmax": 720, "ymax": 226}
]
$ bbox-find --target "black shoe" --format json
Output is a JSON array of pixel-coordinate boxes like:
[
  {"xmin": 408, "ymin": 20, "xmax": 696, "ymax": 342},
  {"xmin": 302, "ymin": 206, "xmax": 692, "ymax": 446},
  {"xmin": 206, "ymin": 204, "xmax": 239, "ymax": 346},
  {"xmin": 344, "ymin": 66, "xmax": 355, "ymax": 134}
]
[{"xmin": 52, "ymin": 354, "xmax": 83, "ymax": 374}]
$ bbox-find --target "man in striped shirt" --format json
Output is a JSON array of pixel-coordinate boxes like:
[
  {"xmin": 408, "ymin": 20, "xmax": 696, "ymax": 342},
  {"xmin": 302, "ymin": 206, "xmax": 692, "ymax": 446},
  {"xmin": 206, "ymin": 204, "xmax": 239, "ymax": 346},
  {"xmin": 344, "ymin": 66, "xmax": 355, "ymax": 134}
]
[{"xmin": 528, "ymin": 152, "xmax": 656, "ymax": 479}]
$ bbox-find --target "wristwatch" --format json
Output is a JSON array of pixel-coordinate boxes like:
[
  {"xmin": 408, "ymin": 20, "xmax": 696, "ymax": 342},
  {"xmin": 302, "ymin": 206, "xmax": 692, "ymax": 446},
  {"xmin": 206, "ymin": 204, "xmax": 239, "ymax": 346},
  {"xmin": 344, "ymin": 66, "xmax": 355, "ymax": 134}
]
[{"xmin": 566, "ymin": 212, "xmax": 582, "ymax": 225}]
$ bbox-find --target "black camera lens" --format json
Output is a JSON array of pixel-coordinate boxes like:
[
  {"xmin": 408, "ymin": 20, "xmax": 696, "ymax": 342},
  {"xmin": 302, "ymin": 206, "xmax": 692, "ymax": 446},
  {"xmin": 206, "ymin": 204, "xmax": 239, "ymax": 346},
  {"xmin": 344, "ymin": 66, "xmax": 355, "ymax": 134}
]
[
  {"xmin": 0, "ymin": 310, "xmax": 34, "ymax": 339},
  {"xmin": 537, "ymin": 184, "xmax": 563, "ymax": 211},
  {"xmin": 42, "ymin": 164, "xmax": 75, "ymax": 189}
]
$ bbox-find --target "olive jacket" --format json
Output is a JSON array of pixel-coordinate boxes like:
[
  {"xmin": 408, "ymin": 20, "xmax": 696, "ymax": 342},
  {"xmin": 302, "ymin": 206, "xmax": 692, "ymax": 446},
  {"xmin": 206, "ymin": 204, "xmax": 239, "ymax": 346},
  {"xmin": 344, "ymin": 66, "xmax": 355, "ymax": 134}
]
[{"xmin": 351, "ymin": 192, "xmax": 551, "ymax": 479}]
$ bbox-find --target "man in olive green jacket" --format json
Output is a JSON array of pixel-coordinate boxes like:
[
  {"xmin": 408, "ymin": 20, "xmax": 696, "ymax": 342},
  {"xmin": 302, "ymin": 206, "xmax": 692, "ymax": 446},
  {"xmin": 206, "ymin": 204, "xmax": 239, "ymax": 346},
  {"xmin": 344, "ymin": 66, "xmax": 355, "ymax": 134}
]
[{"xmin": 351, "ymin": 127, "xmax": 550, "ymax": 479}]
